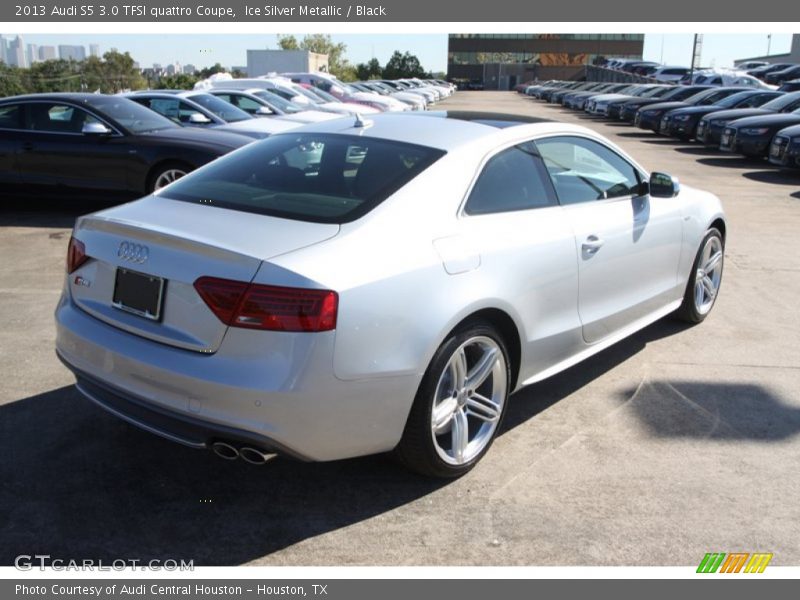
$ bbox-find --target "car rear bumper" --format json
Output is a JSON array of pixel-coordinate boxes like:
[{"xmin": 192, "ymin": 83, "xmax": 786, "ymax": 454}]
[{"xmin": 55, "ymin": 291, "xmax": 419, "ymax": 462}]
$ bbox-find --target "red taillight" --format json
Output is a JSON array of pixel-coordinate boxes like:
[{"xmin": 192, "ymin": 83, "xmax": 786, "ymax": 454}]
[
  {"xmin": 66, "ymin": 236, "xmax": 88, "ymax": 274},
  {"xmin": 194, "ymin": 277, "xmax": 338, "ymax": 332}
]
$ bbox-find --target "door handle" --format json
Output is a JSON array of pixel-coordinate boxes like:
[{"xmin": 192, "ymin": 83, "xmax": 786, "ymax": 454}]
[
  {"xmin": 21, "ymin": 142, "xmax": 34, "ymax": 151},
  {"xmin": 582, "ymin": 235, "xmax": 605, "ymax": 254}
]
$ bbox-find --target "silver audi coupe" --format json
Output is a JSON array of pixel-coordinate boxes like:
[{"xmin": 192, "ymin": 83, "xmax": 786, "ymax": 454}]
[{"xmin": 55, "ymin": 111, "xmax": 726, "ymax": 477}]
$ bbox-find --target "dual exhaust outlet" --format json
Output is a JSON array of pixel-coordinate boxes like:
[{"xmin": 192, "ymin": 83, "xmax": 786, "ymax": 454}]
[{"xmin": 210, "ymin": 441, "xmax": 277, "ymax": 465}]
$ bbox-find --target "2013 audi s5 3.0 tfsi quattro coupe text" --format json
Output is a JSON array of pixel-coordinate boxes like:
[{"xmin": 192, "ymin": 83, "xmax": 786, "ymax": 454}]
[{"xmin": 55, "ymin": 112, "xmax": 726, "ymax": 477}]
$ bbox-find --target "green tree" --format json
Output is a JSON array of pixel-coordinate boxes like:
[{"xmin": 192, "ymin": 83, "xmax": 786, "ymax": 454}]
[
  {"xmin": 277, "ymin": 35, "xmax": 300, "ymax": 50},
  {"xmin": 382, "ymin": 51, "xmax": 429, "ymax": 79},
  {"xmin": 0, "ymin": 64, "xmax": 27, "ymax": 97},
  {"xmin": 355, "ymin": 58, "xmax": 382, "ymax": 81},
  {"xmin": 24, "ymin": 59, "xmax": 81, "ymax": 93},
  {"xmin": 197, "ymin": 63, "xmax": 227, "ymax": 79},
  {"xmin": 155, "ymin": 73, "xmax": 199, "ymax": 90},
  {"xmin": 276, "ymin": 34, "xmax": 355, "ymax": 80},
  {"xmin": 299, "ymin": 34, "xmax": 353, "ymax": 79},
  {"xmin": 98, "ymin": 50, "xmax": 146, "ymax": 92}
]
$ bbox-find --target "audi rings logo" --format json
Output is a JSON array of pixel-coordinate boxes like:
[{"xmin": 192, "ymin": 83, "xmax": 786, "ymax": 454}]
[{"xmin": 117, "ymin": 241, "xmax": 149, "ymax": 264}]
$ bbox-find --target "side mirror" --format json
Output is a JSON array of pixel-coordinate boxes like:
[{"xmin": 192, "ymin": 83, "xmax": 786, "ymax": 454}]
[
  {"xmin": 188, "ymin": 112, "xmax": 212, "ymax": 124},
  {"xmin": 649, "ymin": 172, "xmax": 680, "ymax": 198},
  {"xmin": 255, "ymin": 106, "xmax": 273, "ymax": 116},
  {"xmin": 82, "ymin": 122, "xmax": 112, "ymax": 136}
]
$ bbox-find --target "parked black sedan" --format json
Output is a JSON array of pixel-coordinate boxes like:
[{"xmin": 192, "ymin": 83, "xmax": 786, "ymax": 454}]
[
  {"xmin": 657, "ymin": 90, "xmax": 783, "ymax": 140},
  {"xmin": 0, "ymin": 93, "xmax": 252, "ymax": 199},
  {"xmin": 768, "ymin": 124, "xmax": 800, "ymax": 168},
  {"xmin": 618, "ymin": 85, "xmax": 712, "ymax": 122},
  {"xmin": 778, "ymin": 79, "xmax": 800, "ymax": 93},
  {"xmin": 603, "ymin": 85, "xmax": 672, "ymax": 119},
  {"xmin": 551, "ymin": 82, "xmax": 605, "ymax": 105},
  {"xmin": 747, "ymin": 63, "xmax": 797, "ymax": 80},
  {"xmin": 695, "ymin": 91, "xmax": 800, "ymax": 147},
  {"xmin": 635, "ymin": 87, "xmax": 748, "ymax": 132},
  {"xmin": 765, "ymin": 65, "xmax": 800, "ymax": 86},
  {"xmin": 719, "ymin": 108, "xmax": 800, "ymax": 157}
]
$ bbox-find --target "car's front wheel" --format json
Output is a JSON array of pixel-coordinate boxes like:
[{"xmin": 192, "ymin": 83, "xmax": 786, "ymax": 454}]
[
  {"xmin": 395, "ymin": 322, "xmax": 510, "ymax": 478},
  {"xmin": 148, "ymin": 162, "xmax": 190, "ymax": 193},
  {"xmin": 675, "ymin": 227, "xmax": 724, "ymax": 323}
]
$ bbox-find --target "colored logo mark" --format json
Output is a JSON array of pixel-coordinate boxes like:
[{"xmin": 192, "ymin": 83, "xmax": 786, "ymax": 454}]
[{"xmin": 697, "ymin": 552, "xmax": 773, "ymax": 573}]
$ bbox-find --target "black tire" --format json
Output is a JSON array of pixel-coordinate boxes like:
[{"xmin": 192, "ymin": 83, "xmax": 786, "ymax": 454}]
[
  {"xmin": 674, "ymin": 227, "xmax": 724, "ymax": 323},
  {"xmin": 394, "ymin": 321, "xmax": 511, "ymax": 478},
  {"xmin": 147, "ymin": 161, "xmax": 192, "ymax": 193}
]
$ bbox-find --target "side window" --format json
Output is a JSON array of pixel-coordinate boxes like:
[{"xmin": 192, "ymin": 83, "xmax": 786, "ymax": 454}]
[
  {"xmin": 143, "ymin": 98, "xmax": 181, "ymax": 122},
  {"xmin": 24, "ymin": 103, "xmax": 92, "ymax": 133},
  {"xmin": 464, "ymin": 144, "xmax": 556, "ymax": 215},
  {"xmin": 0, "ymin": 104, "xmax": 22, "ymax": 129},
  {"xmin": 236, "ymin": 96, "xmax": 268, "ymax": 114},
  {"xmin": 178, "ymin": 101, "xmax": 207, "ymax": 123},
  {"xmin": 535, "ymin": 136, "xmax": 641, "ymax": 205}
]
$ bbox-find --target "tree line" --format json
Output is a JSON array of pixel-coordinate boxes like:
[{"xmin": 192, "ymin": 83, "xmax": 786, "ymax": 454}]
[
  {"xmin": 0, "ymin": 37, "xmax": 441, "ymax": 98},
  {"xmin": 276, "ymin": 34, "xmax": 438, "ymax": 81},
  {"xmin": 0, "ymin": 50, "xmax": 239, "ymax": 97}
]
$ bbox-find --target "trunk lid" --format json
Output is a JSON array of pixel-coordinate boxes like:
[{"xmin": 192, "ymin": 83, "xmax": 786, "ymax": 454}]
[{"xmin": 69, "ymin": 195, "xmax": 340, "ymax": 353}]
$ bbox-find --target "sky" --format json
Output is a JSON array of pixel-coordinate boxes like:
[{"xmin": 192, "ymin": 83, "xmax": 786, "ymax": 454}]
[{"xmin": 2, "ymin": 33, "xmax": 794, "ymax": 73}]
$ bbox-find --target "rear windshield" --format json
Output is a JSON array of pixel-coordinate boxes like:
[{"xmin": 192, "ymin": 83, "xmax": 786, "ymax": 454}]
[{"xmin": 159, "ymin": 133, "xmax": 445, "ymax": 223}]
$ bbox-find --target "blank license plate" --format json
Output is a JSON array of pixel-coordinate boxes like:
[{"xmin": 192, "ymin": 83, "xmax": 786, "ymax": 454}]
[{"xmin": 112, "ymin": 268, "xmax": 165, "ymax": 321}]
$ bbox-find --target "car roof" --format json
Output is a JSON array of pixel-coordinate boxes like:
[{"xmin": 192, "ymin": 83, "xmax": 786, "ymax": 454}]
[
  {"xmin": 0, "ymin": 92, "xmax": 124, "ymax": 103},
  {"xmin": 275, "ymin": 111, "xmax": 603, "ymax": 151},
  {"xmin": 127, "ymin": 90, "xmax": 199, "ymax": 98},
  {"xmin": 209, "ymin": 88, "xmax": 264, "ymax": 95}
]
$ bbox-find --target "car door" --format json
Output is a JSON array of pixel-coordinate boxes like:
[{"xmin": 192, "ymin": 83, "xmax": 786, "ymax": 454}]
[
  {"xmin": 535, "ymin": 135, "xmax": 683, "ymax": 344},
  {"xmin": 456, "ymin": 142, "xmax": 581, "ymax": 378},
  {"xmin": 0, "ymin": 103, "xmax": 24, "ymax": 193},
  {"xmin": 16, "ymin": 101, "xmax": 136, "ymax": 197}
]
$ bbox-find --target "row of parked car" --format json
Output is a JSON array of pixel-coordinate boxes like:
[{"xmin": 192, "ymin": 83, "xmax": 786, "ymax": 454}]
[
  {"xmin": 600, "ymin": 57, "xmax": 800, "ymax": 87},
  {"xmin": 0, "ymin": 73, "xmax": 456, "ymax": 198},
  {"xmin": 520, "ymin": 79, "xmax": 800, "ymax": 170},
  {"xmin": 600, "ymin": 58, "xmax": 691, "ymax": 82}
]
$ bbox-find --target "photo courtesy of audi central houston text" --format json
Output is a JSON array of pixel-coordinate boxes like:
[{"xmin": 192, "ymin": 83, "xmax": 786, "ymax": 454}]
[{"xmin": 1, "ymin": 30, "xmax": 799, "ymax": 568}]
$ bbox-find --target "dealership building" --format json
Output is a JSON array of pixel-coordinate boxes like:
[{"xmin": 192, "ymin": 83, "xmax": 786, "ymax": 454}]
[{"xmin": 447, "ymin": 34, "xmax": 645, "ymax": 89}]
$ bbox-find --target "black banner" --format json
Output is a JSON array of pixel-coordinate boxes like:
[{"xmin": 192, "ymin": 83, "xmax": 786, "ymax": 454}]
[
  {"xmin": 4, "ymin": 580, "xmax": 800, "ymax": 600},
  {"xmin": 3, "ymin": 0, "xmax": 800, "ymax": 22}
]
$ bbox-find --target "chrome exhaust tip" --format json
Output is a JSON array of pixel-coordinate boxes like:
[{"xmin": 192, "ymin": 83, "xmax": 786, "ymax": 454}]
[
  {"xmin": 239, "ymin": 446, "xmax": 277, "ymax": 465},
  {"xmin": 211, "ymin": 441, "xmax": 239, "ymax": 461}
]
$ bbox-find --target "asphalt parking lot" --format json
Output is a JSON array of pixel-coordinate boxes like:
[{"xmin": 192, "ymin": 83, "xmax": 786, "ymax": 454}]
[{"xmin": 1, "ymin": 91, "xmax": 799, "ymax": 567}]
